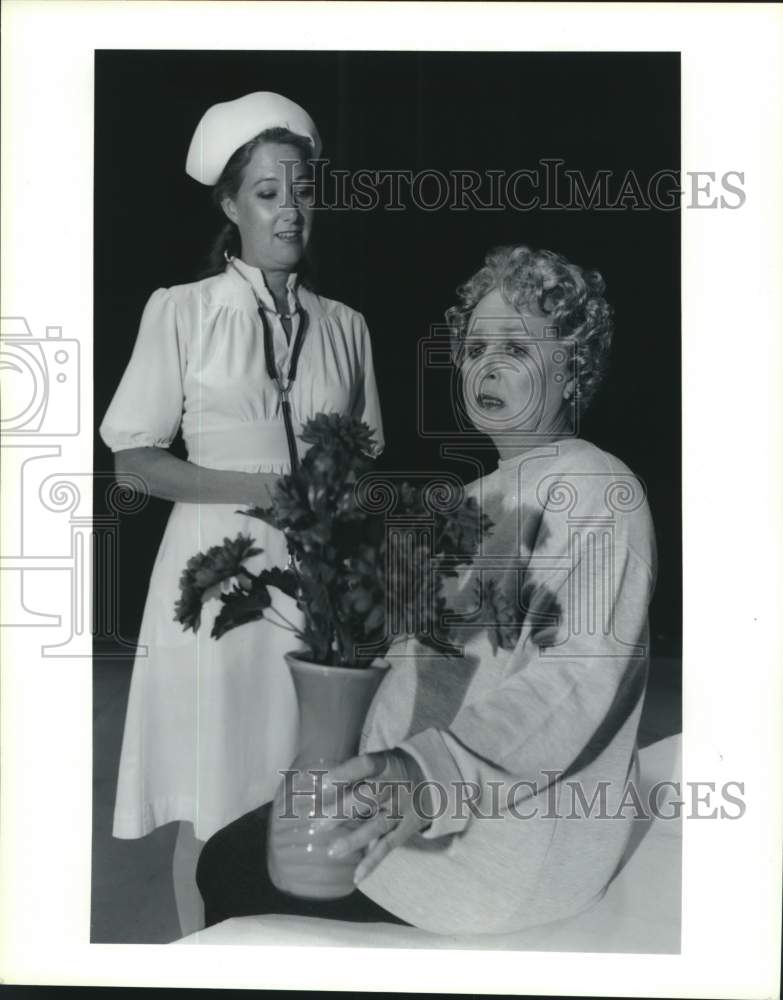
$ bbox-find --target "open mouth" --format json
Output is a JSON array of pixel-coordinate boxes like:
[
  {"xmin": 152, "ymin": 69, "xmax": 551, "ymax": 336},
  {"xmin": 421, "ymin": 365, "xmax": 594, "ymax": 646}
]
[
  {"xmin": 475, "ymin": 392, "xmax": 505, "ymax": 410},
  {"xmin": 275, "ymin": 231, "xmax": 303, "ymax": 243}
]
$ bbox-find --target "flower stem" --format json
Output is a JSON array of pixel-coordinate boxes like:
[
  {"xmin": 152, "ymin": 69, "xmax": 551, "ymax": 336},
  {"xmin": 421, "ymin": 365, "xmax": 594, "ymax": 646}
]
[{"xmin": 267, "ymin": 604, "xmax": 299, "ymax": 631}]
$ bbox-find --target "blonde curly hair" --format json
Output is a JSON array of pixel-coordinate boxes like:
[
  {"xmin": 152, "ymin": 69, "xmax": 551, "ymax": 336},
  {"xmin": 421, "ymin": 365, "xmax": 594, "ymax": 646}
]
[{"xmin": 445, "ymin": 245, "xmax": 614, "ymax": 414}]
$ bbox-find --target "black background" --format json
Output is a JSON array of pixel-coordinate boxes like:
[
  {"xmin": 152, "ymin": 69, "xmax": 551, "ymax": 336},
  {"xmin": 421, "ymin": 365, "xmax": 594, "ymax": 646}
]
[{"xmin": 94, "ymin": 50, "xmax": 681, "ymax": 662}]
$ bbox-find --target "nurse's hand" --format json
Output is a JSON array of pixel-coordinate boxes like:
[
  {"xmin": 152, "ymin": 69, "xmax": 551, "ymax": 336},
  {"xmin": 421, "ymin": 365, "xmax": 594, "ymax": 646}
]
[
  {"xmin": 321, "ymin": 749, "xmax": 432, "ymax": 883},
  {"xmin": 246, "ymin": 472, "xmax": 281, "ymax": 508}
]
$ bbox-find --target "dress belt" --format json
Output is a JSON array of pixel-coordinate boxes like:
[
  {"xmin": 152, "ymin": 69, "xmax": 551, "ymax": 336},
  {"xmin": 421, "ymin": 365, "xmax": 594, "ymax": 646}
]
[{"xmin": 185, "ymin": 421, "xmax": 304, "ymax": 471}]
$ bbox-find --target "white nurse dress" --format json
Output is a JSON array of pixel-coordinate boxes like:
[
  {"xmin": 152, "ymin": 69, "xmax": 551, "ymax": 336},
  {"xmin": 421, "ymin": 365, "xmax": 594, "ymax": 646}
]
[{"xmin": 100, "ymin": 258, "xmax": 384, "ymax": 841}]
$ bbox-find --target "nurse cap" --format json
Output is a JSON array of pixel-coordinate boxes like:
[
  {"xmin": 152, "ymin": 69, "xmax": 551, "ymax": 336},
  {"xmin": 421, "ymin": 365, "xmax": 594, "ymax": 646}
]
[{"xmin": 185, "ymin": 91, "xmax": 322, "ymax": 186}]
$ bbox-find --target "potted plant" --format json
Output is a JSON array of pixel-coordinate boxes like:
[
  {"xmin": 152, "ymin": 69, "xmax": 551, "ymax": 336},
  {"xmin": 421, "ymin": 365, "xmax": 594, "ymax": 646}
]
[{"xmin": 174, "ymin": 413, "xmax": 511, "ymax": 898}]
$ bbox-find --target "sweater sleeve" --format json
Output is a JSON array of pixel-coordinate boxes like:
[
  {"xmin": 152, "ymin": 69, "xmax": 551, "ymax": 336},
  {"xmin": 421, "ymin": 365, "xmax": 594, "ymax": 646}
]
[
  {"xmin": 397, "ymin": 465, "xmax": 657, "ymax": 840},
  {"xmin": 99, "ymin": 288, "xmax": 186, "ymax": 453}
]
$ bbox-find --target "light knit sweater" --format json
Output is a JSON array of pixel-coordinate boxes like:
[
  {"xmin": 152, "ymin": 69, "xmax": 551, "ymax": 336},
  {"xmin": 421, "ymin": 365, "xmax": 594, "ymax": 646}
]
[{"xmin": 358, "ymin": 438, "xmax": 657, "ymax": 934}]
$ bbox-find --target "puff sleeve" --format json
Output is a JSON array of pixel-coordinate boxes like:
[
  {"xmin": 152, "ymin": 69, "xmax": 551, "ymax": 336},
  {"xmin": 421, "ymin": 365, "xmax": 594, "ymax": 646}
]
[
  {"xmin": 352, "ymin": 314, "xmax": 385, "ymax": 458},
  {"xmin": 99, "ymin": 288, "xmax": 186, "ymax": 453}
]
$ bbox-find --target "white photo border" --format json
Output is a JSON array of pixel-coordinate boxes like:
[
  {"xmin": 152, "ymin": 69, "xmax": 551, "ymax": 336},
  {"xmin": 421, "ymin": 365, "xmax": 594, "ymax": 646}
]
[{"xmin": 1, "ymin": 1, "xmax": 781, "ymax": 995}]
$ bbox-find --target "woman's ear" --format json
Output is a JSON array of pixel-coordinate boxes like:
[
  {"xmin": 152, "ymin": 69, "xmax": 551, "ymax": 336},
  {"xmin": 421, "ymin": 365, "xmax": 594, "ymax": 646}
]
[{"xmin": 221, "ymin": 197, "xmax": 239, "ymax": 226}]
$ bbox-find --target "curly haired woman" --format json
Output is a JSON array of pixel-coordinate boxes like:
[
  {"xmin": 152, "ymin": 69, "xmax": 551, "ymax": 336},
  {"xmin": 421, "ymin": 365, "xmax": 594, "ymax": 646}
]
[{"xmin": 198, "ymin": 244, "xmax": 658, "ymax": 935}]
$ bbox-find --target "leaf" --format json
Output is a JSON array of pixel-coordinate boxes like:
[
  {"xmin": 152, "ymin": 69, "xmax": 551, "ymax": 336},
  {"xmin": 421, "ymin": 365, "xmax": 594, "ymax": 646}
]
[
  {"xmin": 257, "ymin": 567, "xmax": 299, "ymax": 600},
  {"xmin": 211, "ymin": 580, "xmax": 272, "ymax": 639},
  {"xmin": 240, "ymin": 504, "xmax": 279, "ymax": 528},
  {"xmin": 363, "ymin": 604, "xmax": 385, "ymax": 634},
  {"xmin": 482, "ymin": 578, "xmax": 523, "ymax": 654},
  {"xmin": 345, "ymin": 586, "xmax": 372, "ymax": 614},
  {"xmin": 520, "ymin": 581, "xmax": 562, "ymax": 647}
]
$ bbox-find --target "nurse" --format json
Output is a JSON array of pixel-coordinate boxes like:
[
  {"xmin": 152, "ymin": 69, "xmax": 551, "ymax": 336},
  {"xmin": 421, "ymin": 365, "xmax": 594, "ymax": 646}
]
[{"xmin": 100, "ymin": 92, "xmax": 384, "ymax": 936}]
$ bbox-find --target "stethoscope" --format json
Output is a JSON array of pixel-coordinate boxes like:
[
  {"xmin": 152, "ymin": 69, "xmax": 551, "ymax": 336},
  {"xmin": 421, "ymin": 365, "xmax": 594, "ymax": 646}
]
[{"xmin": 226, "ymin": 252, "xmax": 308, "ymax": 475}]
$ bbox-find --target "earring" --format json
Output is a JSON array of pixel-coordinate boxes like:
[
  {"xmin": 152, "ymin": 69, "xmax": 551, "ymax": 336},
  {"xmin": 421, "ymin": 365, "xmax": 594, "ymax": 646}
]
[{"xmin": 563, "ymin": 387, "xmax": 572, "ymax": 401}]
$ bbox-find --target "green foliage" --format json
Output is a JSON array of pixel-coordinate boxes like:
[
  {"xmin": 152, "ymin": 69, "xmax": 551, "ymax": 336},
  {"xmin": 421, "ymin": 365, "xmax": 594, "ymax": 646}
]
[{"xmin": 175, "ymin": 414, "xmax": 505, "ymax": 667}]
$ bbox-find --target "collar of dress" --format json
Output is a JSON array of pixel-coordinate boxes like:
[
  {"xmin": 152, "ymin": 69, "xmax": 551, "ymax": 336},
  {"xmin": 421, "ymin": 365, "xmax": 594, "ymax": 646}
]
[
  {"xmin": 496, "ymin": 438, "xmax": 580, "ymax": 474},
  {"xmin": 225, "ymin": 256, "xmax": 300, "ymax": 316}
]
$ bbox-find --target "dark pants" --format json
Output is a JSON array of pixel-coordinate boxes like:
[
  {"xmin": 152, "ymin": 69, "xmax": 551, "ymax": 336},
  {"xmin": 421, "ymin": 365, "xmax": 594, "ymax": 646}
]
[{"xmin": 196, "ymin": 803, "xmax": 411, "ymax": 929}]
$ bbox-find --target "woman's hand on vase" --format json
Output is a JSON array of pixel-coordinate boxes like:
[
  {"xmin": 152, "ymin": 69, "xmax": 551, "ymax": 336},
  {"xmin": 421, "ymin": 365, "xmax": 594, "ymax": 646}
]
[{"xmin": 321, "ymin": 749, "xmax": 431, "ymax": 884}]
